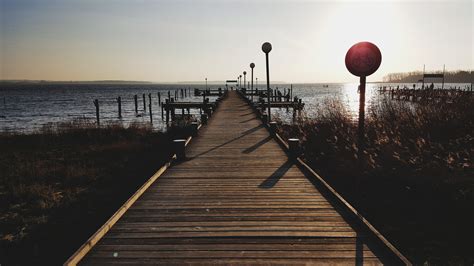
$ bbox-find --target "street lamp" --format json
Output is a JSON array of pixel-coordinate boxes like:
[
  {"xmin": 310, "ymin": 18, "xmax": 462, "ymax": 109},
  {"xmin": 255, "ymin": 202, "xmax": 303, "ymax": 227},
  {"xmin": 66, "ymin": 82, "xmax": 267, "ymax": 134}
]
[
  {"xmin": 250, "ymin": 63, "xmax": 255, "ymax": 102},
  {"xmin": 239, "ymin": 75, "xmax": 242, "ymax": 89},
  {"xmin": 262, "ymin": 42, "xmax": 272, "ymax": 122},
  {"xmin": 243, "ymin": 71, "xmax": 247, "ymax": 91}
]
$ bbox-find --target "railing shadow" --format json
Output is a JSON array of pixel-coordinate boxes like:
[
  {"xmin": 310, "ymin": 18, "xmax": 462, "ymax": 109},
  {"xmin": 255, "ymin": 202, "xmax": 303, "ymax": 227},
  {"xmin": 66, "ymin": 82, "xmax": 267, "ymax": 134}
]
[
  {"xmin": 242, "ymin": 136, "xmax": 272, "ymax": 154},
  {"xmin": 239, "ymin": 112, "xmax": 254, "ymax": 116},
  {"xmin": 240, "ymin": 118, "xmax": 255, "ymax": 123},
  {"xmin": 190, "ymin": 124, "xmax": 264, "ymax": 159},
  {"xmin": 259, "ymin": 160, "xmax": 293, "ymax": 189}
]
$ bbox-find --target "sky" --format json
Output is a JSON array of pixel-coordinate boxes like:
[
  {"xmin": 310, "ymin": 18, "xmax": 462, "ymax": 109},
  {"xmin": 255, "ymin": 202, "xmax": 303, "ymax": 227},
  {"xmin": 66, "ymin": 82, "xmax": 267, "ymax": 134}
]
[{"xmin": 0, "ymin": 0, "xmax": 472, "ymax": 83}]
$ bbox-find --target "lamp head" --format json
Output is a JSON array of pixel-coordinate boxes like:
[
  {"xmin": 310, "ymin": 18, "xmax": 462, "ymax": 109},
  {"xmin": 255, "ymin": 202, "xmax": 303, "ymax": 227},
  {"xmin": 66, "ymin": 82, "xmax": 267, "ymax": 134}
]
[{"xmin": 261, "ymin": 42, "xmax": 272, "ymax": 53}]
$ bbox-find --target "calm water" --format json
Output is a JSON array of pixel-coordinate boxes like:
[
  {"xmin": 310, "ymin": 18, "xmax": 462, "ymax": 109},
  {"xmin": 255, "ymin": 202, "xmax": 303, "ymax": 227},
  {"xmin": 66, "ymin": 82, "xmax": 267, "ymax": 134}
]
[{"xmin": 0, "ymin": 82, "xmax": 470, "ymax": 133}]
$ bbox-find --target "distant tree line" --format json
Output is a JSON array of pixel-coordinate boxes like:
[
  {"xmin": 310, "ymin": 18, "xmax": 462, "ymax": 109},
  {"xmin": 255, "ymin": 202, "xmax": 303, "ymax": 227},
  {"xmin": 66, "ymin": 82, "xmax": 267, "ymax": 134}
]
[{"xmin": 383, "ymin": 70, "xmax": 473, "ymax": 83}]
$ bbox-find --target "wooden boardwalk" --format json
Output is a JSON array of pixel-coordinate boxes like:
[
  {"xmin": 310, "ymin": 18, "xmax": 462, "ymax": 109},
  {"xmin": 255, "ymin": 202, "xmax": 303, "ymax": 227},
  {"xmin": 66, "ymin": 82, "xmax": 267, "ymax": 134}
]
[{"xmin": 73, "ymin": 91, "xmax": 409, "ymax": 265}]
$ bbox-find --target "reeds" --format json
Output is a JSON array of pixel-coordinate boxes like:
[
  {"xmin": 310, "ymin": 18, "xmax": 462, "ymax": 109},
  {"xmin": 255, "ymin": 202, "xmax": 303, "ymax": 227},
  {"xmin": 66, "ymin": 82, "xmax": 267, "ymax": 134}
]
[
  {"xmin": 276, "ymin": 94, "xmax": 474, "ymax": 264},
  {"xmin": 0, "ymin": 119, "xmax": 190, "ymax": 264}
]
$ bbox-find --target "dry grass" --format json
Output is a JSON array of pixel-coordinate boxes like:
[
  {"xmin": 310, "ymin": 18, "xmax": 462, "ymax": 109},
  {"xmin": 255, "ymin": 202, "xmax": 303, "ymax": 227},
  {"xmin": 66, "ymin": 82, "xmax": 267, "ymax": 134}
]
[
  {"xmin": 0, "ymin": 119, "xmax": 190, "ymax": 264},
  {"xmin": 277, "ymin": 94, "xmax": 474, "ymax": 265}
]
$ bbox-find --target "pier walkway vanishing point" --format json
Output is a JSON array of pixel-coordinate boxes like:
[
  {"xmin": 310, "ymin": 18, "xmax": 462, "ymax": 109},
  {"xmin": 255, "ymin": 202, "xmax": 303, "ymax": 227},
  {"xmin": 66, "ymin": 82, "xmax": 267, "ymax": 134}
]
[{"xmin": 67, "ymin": 91, "xmax": 410, "ymax": 265}]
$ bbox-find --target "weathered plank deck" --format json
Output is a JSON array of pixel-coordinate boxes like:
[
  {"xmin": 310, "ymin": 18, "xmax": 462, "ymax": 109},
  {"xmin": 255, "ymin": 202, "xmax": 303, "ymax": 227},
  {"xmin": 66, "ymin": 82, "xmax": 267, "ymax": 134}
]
[{"xmin": 72, "ymin": 91, "xmax": 409, "ymax": 265}]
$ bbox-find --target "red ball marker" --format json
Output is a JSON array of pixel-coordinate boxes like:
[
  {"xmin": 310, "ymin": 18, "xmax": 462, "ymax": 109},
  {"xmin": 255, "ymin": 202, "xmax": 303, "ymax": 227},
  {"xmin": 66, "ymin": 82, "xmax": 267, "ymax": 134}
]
[
  {"xmin": 345, "ymin": 42, "xmax": 382, "ymax": 77},
  {"xmin": 345, "ymin": 41, "xmax": 382, "ymax": 161}
]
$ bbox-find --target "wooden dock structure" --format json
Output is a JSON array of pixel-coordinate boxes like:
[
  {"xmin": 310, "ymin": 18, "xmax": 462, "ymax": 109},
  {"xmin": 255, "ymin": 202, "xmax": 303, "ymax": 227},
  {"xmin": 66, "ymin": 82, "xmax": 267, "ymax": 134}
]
[
  {"xmin": 67, "ymin": 91, "xmax": 410, "ymax": 265},
  {"xmin": 379, "ymin": 87, "xmax": 472, "ymax": 103}
]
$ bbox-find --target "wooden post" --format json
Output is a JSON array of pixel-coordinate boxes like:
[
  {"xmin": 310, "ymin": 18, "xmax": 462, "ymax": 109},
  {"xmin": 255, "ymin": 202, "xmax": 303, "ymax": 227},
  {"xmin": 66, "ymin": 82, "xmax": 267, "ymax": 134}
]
[
  {"xmin": 142, "ymin": 94, "xmax": 146, "ymax": 112},
  {"xmin": 269, "ymin": 121, "xmax": 277, "ymax": 136},
  {"xmin": 168, "ymin": 91, "xmax": 171, "ymax": 101},
  {"xmin": 117, "ymin": 96, "xmax": 122, "ymax": 119},
  {"xmin": 148, "ymin": 93, "xmax": 153, "ymax": 124},
  {"xmin": 158, "ymin": 92, "xmax": 161, "ymax": 106},
  {"xmin": 288, "ymin": 138, "xmax": 300, "ymax": 159},
  {"xmin": 173, "ymin": 139, "xmax": 187, "ymax": 161},
  {"xmin": 205, "ymin": 107, "xmax": 212, "ymax": 118},
  {"xmin": 93, "ymin": 99, "xmax": 100, "ymax": 126},
  {"xmin": 134, "ymin": 95, "xmax": 138, "ymax": 113},
  {"xmin": 161, "ymin": 103, "xmax": 164, "ymax": 120},
  {"xmin": 170, "ymin": 98, "xmax": 175, "ymax": 121},
  {"xmin": 191, "ymin": 122, "xmax": 199, "ymax": 137},
  {"xmin": 201, "ymin": 114, "xmax": 208, "ymax": 125},
  {"xmin": 165, "ymin": 99, "xmax": 170, "ymax": 124}
]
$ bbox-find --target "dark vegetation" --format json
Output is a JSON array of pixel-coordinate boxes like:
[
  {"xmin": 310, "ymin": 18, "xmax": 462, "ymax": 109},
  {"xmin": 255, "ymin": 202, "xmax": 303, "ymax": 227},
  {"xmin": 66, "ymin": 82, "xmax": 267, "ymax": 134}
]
[
  {"xmin": 0, "ymin": 119, "xmax": 190, "ymax": 265},
  {"xmin": 383, "ymin": 70, "xmax": 473, "ymax": 84},
  {"xmin": 277, "ymin": 95, "xmax": 474, "ymax": 265}
]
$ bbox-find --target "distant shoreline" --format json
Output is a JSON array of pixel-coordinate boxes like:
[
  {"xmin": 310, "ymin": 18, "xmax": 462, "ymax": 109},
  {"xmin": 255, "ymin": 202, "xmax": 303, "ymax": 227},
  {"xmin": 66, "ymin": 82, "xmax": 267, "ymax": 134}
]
[{"xmin": 1, "ymin": 80, "xmax": 472, "ymax": 86}]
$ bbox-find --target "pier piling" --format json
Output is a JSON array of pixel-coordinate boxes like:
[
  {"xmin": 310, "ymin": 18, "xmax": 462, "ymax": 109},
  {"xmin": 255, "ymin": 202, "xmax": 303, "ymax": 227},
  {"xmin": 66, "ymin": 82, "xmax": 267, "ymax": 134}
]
[
  {"xmin": 117, "ymin": 96, "xmax": 122, "ymax": 119},
  {"xmin": 93, "ymin": 99, "xmax": 100, "ymax": 126},
  {"xmin": 148, "ymin": 93, "xmax": 153, "ymax": 124},
  {"xmin": 134, "ymin": 95, "xmax": 138, "ymax": 113}
]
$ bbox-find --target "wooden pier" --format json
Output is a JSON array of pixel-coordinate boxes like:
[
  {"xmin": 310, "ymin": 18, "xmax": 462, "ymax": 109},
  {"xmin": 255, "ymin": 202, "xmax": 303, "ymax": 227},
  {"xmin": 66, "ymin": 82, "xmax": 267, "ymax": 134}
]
[
  {"xmin": 67, "ymin": 91, "xmax": 409, "ymax": 265},
  {"xmin": 379, "ymin": 87, "xmax": 472, "ymax": 103}
]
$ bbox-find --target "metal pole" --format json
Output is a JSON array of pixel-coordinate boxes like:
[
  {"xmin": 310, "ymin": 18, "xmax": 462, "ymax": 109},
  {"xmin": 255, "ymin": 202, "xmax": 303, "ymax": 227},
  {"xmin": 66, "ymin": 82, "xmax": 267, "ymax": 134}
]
[
  {"xmin": 422, "ymin": 64, "xmax": 425, "ymax": 89},
  {"xmin": 251, "ymin": 67, "xmax": 254, "ymax": 102},
  {"xmin": 442, "ymin": 64, "xmax": 445, "ymax": 90},
  {"xmin": 358, "ymin": 76, "xmax": 366, "ymax": 160},
  {"xmin": 249, "ymin": 63, "xmax": 256, "ymax": 99},
  {"xmin": 265, "ymin": 53, "xmax": 271, "ymax": 122}
]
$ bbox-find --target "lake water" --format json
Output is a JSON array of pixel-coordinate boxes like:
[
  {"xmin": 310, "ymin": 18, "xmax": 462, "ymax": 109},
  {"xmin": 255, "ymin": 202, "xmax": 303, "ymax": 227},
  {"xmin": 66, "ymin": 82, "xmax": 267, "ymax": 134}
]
[{"xmin": 0, "ymin": 82, "xmax": 470, "ymax": 133}]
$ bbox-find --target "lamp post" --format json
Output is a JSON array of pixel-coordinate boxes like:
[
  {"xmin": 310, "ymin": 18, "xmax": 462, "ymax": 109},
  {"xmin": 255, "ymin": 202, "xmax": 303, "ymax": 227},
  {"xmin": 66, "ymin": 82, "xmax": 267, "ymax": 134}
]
[
  {"xmin": 262, "ymin": 42, "xmax": 272, "ymax": 122},
  {"xmin": 239, "ymin": 75, "xmax": 242, "ymax": 89},
  {"xmin": 243, "ymin": 71, "xmax": 247, "ymax": 90},
  {"xmin": 250, "ymin": 63, "xmax": 255, "ymax": 102},
  {"xmin": 345, "ymin": 41, "xmax": 382, "ymax": 163}
]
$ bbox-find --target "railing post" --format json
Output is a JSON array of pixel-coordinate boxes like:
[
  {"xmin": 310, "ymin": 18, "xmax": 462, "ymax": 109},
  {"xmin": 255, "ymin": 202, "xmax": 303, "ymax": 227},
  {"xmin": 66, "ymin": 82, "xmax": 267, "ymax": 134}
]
[
  {"xmin": 269, "ymin": 121, "xmax": 277, "ymax": 136},
  {"xmin": 173, "ymin": 139, "xmax": 186, "ymax": 161},
  {"xmin": 201, "ymin": 114, "xmax": 208, "ymax": 125},
  {"xmin": 191, "ymin": 122, "xmax": 199, "ymax": 137},
  {"xmin": 288, "ymin": 138, "xmax": 300, "ymax": 159}
]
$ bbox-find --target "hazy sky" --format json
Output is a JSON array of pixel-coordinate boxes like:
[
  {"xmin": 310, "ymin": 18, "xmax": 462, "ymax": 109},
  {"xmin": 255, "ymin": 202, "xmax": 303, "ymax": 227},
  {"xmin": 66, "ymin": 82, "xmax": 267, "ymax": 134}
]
[{"xmin": 1, "ymin": 0, "xmax": 472, "ymax": 83}]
